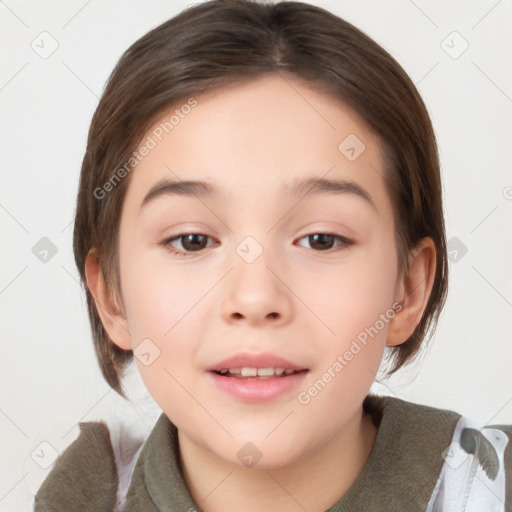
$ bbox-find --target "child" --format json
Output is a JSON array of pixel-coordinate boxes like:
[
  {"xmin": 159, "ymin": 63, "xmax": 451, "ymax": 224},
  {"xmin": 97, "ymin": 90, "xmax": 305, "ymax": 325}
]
[{"xmin": 34, "ymin": 0, "xmax": 511, "ymax": 511}]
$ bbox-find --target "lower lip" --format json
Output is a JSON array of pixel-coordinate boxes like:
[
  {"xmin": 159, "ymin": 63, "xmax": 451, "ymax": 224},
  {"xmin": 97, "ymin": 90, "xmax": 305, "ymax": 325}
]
[{"xmin": 208, "ymin": 371, "xmax": 308, "ymax": 403}]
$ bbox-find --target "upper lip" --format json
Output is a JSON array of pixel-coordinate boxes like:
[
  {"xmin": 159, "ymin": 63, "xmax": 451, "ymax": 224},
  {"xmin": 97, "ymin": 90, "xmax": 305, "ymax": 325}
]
[{"xmin": 206, "ymin": 352, "xmax": 307, "ymax": 372}]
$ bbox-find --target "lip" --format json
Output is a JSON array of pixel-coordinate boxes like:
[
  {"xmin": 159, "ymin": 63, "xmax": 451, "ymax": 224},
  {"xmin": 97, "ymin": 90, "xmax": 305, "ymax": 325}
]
[
  {"xmin": 206, "ymin": 352, "xmax": 308, "ymax": 403},
  {"xmin": 206, "ymin": 352, "xmax": 306, "ymax": 372},
  {"xmin": 208, "ymin": 370, "xmax": 307, "ymax": 403}
]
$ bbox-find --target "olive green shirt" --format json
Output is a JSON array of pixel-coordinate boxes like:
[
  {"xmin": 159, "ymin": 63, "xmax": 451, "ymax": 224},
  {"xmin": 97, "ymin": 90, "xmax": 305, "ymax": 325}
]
[{"xmin": 33, "ymin": 395, "xmax": 512, "ymax": 511}]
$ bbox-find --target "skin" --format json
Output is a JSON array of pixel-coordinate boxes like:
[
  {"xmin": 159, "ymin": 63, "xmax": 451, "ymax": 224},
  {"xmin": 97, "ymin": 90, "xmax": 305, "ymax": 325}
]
[{"xmin": 86, "ymin": 73, "xmax": 436, "ymax": 511}]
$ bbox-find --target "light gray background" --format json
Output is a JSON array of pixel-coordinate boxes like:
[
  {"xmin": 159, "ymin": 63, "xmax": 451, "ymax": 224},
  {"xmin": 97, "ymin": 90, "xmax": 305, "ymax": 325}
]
[{"xmin": 1, "ymin": 0, "xmax": 511, "ymax": 509}]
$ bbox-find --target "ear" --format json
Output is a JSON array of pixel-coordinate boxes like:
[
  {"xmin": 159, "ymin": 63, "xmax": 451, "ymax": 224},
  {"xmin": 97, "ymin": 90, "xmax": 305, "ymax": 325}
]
[
  {"xmin": 84, "ymin": 249, "xmax": 132, "ymax": 350},
  {"xmin": 386, "ymin": 237, "xmax": 436, "ymax": 347}
]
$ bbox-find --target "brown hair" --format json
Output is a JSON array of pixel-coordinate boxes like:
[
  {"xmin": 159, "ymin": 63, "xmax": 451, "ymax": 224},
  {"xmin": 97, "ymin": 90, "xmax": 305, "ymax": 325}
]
[{"xmin": 73, "ymin": 0, "xmax": 447, "ymax": 399}]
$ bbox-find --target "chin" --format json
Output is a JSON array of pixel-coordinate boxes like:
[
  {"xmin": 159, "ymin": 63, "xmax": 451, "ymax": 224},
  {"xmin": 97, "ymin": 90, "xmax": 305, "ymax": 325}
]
[
  {"xmin": 214, "ymin": 435, "xmax": 312, "ymax": 471},
  {"xmin": 230, "ymin": 450, "xmax": 301, "ymax": 471}
]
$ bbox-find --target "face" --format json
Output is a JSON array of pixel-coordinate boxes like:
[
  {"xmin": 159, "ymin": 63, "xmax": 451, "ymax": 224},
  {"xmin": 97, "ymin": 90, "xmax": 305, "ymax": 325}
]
[{"xmin": 115, "ymin": 74, "xmax": 402, "ymax": 468}]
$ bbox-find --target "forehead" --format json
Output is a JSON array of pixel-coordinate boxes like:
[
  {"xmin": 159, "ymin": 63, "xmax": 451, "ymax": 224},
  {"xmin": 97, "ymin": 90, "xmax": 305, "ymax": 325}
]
[{"xmin": 122, "ymin": 74, "xmax": 392, "ymax": 218}]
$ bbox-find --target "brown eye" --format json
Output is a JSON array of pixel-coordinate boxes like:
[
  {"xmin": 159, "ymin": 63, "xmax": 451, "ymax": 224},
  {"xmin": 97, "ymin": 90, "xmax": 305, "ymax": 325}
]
[
  {"xmin": 178, "ymin": 234, "xmax": 209, "ymax": 251},
  {"xmin": 296, "ymin": 233, "xmax": 354, "ymax": 252},
  {"xmin": 161, "ymin": 233, "xmax": 214, "ymax": 256}
]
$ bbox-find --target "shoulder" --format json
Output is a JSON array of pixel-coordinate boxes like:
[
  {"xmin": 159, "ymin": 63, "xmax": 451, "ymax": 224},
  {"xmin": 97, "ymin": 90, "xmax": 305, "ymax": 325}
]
[
  {"xmin": 32, "ymin": 369, "xmax": 163, "ymax": 512},
  {"xmin": 32, "ymin": 404, "xmax": 160, "ymax": 512},
  {"xmin": 363, "ymin": 395, "xmax": 511, "ymax": 510},
  {"xmin": 33, "ymin": 421, "xmax": 118, "ymax": 512},
  {"xmin": 424, "ymin": 413, "xmax": 512, "ymax": 511},
  {"xmin": 363, "ymin": 393, "xmax": 463, "ymax": 440}
]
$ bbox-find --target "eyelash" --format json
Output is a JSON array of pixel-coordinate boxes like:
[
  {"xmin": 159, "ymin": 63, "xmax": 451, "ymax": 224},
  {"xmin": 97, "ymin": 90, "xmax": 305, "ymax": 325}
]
[{"xmin": 160, "ymin": 232, "xmax": 355, "ymax": 257}]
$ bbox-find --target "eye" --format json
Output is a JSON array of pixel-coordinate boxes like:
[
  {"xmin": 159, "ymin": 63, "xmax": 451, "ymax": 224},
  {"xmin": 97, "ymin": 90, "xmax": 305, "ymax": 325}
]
[
  {"xmin": 160, "ymin": 231, "xmax": 354, "ymax": 257},
  {"xmin": 160, "ymin": 233, "xmax": 216, "ymax": 256},
  {"xmin": 295, "ymin": 233, "xmax": 354, "ymax": 252}
]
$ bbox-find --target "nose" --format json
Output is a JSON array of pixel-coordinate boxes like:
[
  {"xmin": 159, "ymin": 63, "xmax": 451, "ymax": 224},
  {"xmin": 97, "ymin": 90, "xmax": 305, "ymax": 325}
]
[{"xmin": 220, "ymin": 249, "xmax": 293, "ymax": 328}]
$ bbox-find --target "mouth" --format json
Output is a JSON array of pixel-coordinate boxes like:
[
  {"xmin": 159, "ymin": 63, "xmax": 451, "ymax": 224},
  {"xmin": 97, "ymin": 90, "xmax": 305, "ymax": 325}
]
[
  {"xmin": 206, "ymin": 353, "xmax": 309, "ymax": 402},
  {"xmin": 206, "ymin": 352, "xmax": 308, "ymax": 377},
  {"xmin": 212, "ymin": 367, "xmax": 307, "ymax": 379}
]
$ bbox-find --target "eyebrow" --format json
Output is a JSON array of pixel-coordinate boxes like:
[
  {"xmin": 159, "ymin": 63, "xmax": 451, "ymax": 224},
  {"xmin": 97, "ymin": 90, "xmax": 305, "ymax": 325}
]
[{"xmin": 140, "ymin": 176, "xmax": 376, "ymax": 211}]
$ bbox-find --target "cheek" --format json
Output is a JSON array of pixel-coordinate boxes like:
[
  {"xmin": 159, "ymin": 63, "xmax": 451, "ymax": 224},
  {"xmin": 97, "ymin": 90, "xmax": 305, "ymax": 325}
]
[
  {"xmin": 297, "ymin": 251, "xmax": 397, "ymax": 413},
  {"xmin": 120, "ymin": 244, "xmax": 200, "ymax": 339},
  {"xmin": 119, "ymin": 251, "xmax": 207, "ymax": 412},
  {"xmin": 118, "ymin": 244, "xmax": 208, "ymax": 393},
  {"xmin": 304, "ymin": 240, "xmax": 398, "ymax": 346}
]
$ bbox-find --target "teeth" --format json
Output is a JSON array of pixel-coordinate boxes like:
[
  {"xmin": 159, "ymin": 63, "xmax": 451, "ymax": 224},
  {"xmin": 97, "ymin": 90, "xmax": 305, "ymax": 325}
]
[{"xmin": 218, "ymin": 367, "xmax": 297, "ymax": 377}]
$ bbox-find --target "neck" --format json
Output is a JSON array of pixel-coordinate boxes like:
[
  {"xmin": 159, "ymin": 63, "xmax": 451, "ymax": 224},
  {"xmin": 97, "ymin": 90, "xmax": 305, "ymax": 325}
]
[{"xmin": 178, "ymin": 405, "xmax": 377, "ymax": 512}]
